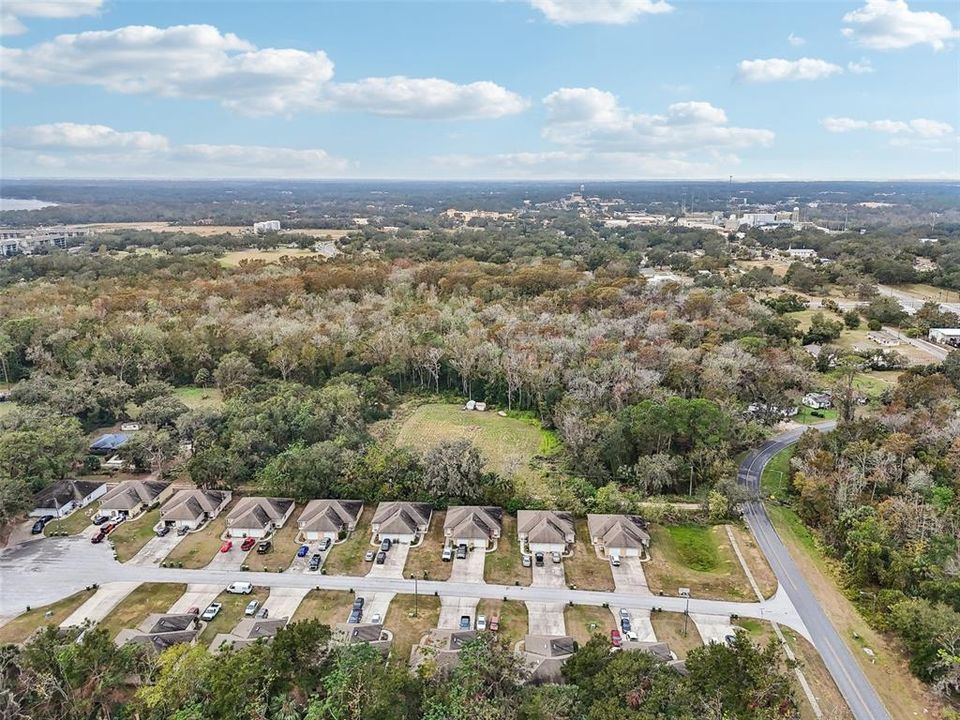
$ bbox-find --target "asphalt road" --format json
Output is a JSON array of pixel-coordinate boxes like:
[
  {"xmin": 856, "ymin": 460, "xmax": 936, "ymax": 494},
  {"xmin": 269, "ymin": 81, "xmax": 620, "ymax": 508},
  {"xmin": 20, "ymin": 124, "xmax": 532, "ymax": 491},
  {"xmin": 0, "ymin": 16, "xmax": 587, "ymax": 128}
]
[{"xmin": 738, "ymin": 424, "xmax": 892, "ymax": 720}]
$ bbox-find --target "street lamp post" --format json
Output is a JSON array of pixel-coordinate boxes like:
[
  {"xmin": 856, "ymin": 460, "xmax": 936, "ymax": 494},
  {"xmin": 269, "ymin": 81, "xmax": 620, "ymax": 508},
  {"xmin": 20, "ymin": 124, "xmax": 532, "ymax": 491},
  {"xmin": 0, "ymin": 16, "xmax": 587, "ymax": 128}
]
[
  {"xmin": 411, "ymin": 574, "xmax": 418, "ymax": 618},
  {"xmin": 679, "ymin": 587, "xmax": 690, "ymax": 637}
]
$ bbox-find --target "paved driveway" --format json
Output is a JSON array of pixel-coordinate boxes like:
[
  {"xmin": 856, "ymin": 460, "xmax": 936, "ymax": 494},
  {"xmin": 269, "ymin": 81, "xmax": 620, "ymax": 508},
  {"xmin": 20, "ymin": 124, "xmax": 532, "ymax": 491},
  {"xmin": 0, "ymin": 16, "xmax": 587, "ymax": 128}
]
[
  {"xmin": 526, "ymin": 556, "xmax": 566, "ymax": 635},
  {"xmin": 367, "ymin": 543, "xmax": 409, "ymax": 579},
  {"xmin": 288, "ymin": 541, "xmax": 327, "ymax": 573},
  {"xmin": 204, "ymin": 544, "xmax": 249, "ymax": 571},
  {"xmin": 610, "ymin": 606, "xmax": 656, "ymax": 642},
  {"xmin": 450, "ymin": 548, "xmax": 485, "ymax": 583},
  {"xmin": 690, "ymin": 613, "xmax": 736, "ymax": 645},
  {"xmin": 169, "ymin": 584, "xmax": 223, "ymax": 613},
  {"xmin": 60, "ymin": 581, "xmax": 141, "ymax": 627},
  {"xmin": 261, "ymin": 587, "xmax": 310, "ymax": 621},
  {"xmin": 126, "ymin": 533, "xmax": 185, "ymax": 567},
  {"xmin": 357, "ymin": 591, "xmax": 395, "ymax": 623},
  {"xmin": 611, "ymin": 558, "xmax": 650, "ymax": 593},
  {"xmin": 438, "ymin": 595, "xmax": 479, "ymax": 629},
  {"xmin": 531, "ymin": 559, "xmax": 565, "ymax": 587}
]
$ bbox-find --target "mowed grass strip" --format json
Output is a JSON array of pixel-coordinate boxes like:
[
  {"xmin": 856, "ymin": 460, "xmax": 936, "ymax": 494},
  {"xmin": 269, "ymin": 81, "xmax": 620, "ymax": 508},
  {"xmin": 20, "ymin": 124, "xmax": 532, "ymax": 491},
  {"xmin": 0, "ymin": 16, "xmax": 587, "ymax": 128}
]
[
  {"xmin": 649, "ymin": 611, "xmax": 703, "ymax": 659},
  {"xmin": 323, "ymin": 513, "xmax": 373, "ymax": 576},
  {"xmin": 564, "ymin": 605, "xmax": 615, "ymax": 646},
  {"xmin": 110, "ymin": 509, "xmax": 161, "ymax": 562},
  {"xmin": 164, "ymin": 498, "xmax": 236, "ymax": 569},
  {"xmin": 44, "ymin": 505, "xmax": 98, "ymax": 536},
  {"xmin": 644, "ymin": 524, "xmax": 754, "ymax": 600},
  {"xmin": 395, "ymin": 403, "xmax": 542, "ymax": 479},
  {"xmin": 727, "ymin": 524, "xmax": 778, "ymax": 599},
  {"xmin": 245, "ymin": 514, "xmax": 300, "ymax": 572},
  {"xmin": 0, "ymin": 589, "xmax": 97, "ymax": 644},
  {"xmin": 97, "ymin": 583, "xmax": 187, "ymax": 641},
  {"xmin": 564, "ymin": 520, "xmax": 614, "ymax": 591},
  {"xmin": 404, "ymin": 511, "xmax": 452, "ymax": 581},
  {"xmin": 200, "ymin": 587, "xmax": 270, "ymax": 645},
  {"xmin": 484, "ymin": 515, "xmax": 530, "ymax": 586},
  {"xmin": 291, "ymin": 590, "xmax": 356, "ymax": 626},
  {"xmin": 385, "ymin": 594, "xmax": 440, "ymax": 666},
  {"xmin": 173, "ymin": 386, "xmax": 224, "ymax": 410},
  {"xmin": 476, "ymin": 599, "xmax": 527, "ymax": 648}
]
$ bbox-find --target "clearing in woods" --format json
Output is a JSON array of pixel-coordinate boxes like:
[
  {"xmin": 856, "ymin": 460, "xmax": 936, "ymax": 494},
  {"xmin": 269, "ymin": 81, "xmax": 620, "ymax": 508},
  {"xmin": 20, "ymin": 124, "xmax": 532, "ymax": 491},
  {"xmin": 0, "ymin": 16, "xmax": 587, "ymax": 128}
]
[{"xmin": 395, "ymin": 403, "xmax": 548, "ymax": 482}]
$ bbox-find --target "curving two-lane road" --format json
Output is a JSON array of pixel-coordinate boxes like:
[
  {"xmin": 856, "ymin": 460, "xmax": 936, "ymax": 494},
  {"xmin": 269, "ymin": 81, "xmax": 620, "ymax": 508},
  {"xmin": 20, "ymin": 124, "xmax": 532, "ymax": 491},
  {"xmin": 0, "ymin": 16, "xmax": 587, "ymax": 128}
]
[{"xmin": 738, "ymin": 424, "xmax": 891, "ymax": 720}]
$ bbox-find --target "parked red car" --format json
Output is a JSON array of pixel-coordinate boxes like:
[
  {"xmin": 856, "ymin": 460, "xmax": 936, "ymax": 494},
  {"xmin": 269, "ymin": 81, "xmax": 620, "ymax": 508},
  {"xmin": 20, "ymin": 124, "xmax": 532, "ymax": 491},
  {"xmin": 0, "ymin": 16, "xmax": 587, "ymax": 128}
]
[
  {"xmin": 240, "ymin": 537, "xmax": 256, "ymax": 552},
  {"xmin": 610, "ymin": 629, "xmax": 622, "ymax": 648},
  {"xmin": 220, "ymin": 540, "xmax": 233, "ymax": 553},
  {"xmin": 91, "ymin": 531, "xmax": 106, "ymax": 544}
]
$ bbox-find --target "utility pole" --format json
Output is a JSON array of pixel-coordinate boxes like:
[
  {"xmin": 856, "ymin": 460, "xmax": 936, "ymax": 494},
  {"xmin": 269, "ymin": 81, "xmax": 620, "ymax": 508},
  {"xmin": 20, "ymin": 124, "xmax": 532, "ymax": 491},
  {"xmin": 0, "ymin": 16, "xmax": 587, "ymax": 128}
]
[
  {"xmin": 411, "ymin": 574, "xmax": 418, "ymax": 618},
  {"xmin": 680, "ymin": 588, "xmax": 690, "ymax": 637}
]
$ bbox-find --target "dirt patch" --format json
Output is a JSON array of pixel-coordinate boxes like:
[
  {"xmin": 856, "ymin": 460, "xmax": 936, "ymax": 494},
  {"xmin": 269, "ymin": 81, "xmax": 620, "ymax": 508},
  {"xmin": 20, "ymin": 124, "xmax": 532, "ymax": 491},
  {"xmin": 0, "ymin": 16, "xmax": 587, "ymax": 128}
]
[
  {"xmin": 385, "ymin": 594, "xmax": 441, "ymax": 666},
  {"xmin": 477, "ymin": 599, "xmax": 528, "ymax": 648}
]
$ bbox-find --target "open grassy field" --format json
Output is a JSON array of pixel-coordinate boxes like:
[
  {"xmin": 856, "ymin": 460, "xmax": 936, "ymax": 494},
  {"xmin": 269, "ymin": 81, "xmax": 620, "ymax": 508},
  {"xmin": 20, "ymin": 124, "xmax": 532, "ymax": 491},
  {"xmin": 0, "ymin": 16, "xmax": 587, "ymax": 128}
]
[
  {"xmin": 564, "ymin": 520, "xmax": 614, "ymax": 591},
  {"xmin": 794, "ymin": 405, "xmax": 838, "ymax": 425},
  {"xmin": 323, "ymin": 512, "xmax": 373, "ymax": 576},
  {"xmin": 476, "ymin": 599, "xmax": 528, "ymax": 648},
  {"xmin": 0, "ymin": 400, "xmax": 18, "ymax": 418},
  {"xmin": 173, "ymin": 386, "xmax": 225, "ymax": 410},
  {"xmin": 98, "ymin": 583, "xmax": 186, "ymax": 641},
  {"xmin": 200, "ymin": 586, "xmax": 270, "ymax": 645},
  {"xmin": 44, "ymin": 505, "xmax": 98, "ymax": 536},
  {"xmin": 564, "ymin": 604, "xmax": 615, "ymax": 646},
  {"xmin": 649, "ymin": 611, "xmax": 703, "ymax": 659},
  {"xmin": 0, "ymin": 588, "xmax": 97, "ymax": 644},
  {"xmin": 385, "ymin": 594, "xmax": 441, "ymax": 666},
  {"xmin": 291, "ymin": 590, "xmax": 356, "ymax": 626},
  {"xmin": 163, "ymin": 499, "xmax": 236, "ymax": 569},
  {"xmin": 110, "ymin": 509, "xmax": 161, "ymax": 562},
  {"xmin": 644, "ymin": 524, "xmax": 754, "ymax": 601},
  {"xmin": 761, "ymin": 446, "xmax": 794, "ymax": 500},
  {"xmin": 245, "ymin": 511, "xmax": 300, "ymax": 572},
  {"xmin": 758, "ymin": 466, "xmax": 946, "ymax": 718},
  {"xmin": 484, "ymin": 515, "xmax": 530, "ymax": 586},
  {"xmin": 727, "ymin": 524, "xmax": 778, "ymax": 599},
  {"xmin": 835, "ymin": 328, "xmax": 931, "ymax": 366},
  {"xmin": 218, "ymin": 248, "xmax": 319, "ymax": 267},
  {"xmin": 395, "ymin": 403, "xmax": 545, "ymax": 481},
  {"xmin": 404, "ymin": 511, "xmax": 452, "ymax": 581}
]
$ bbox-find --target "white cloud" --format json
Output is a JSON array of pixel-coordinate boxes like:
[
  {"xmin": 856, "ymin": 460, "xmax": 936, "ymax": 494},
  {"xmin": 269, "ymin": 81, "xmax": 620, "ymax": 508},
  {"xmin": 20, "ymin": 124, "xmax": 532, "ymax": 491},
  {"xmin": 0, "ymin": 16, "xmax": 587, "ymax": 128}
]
[
  {"xmin": 822, "ymin": 116, "xmax": 954, "ymax": 137},
  {"xmin": 0, "ymin": 0, "xmax": 102, "ymax": 36},
  {"xmin": 787, "ymin": 33, "xmax": 806, "ymax": 47},
  {"xmin": 1, "ymin": 123, "xmax": 349, "ymax": 177},
  {"xmin": 846, "ymin": 59, "xmax": 874, "ymax": 74},
  {"xmin": 842, "ymin": 0, "xmax": 959, "ymax": 50},
  {"xmin": 0, "ymin": 24, "xmax": 526, "ymax": 120},
  {"xmin": 736, "ymin": 57, "xmax": 844, "ymax": 82},
  {"xmin": 325, "ymin": 77, "xmax": 528, "ymax": 119},
  {"xmin": 541, "ymin": 88, "xmax": 774, "ymax": 151},
  {"xmin": 529, "ymin": 0, "xmax": 672, "ymax": 25}
]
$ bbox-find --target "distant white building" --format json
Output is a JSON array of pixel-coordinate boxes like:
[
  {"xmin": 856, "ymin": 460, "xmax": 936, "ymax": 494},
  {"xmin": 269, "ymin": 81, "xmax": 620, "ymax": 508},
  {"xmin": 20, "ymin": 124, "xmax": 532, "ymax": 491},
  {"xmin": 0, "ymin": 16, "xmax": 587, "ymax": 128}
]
[
  {"xmin": 253, "ymin": 220, "xmax": 281, "ymax": 234},
  {"xmin": 802, "ymin": 392, "xmax": 833, "ymax": 410},
  {"xmin": 867, "ymin": 331, "xmax": 900, "ymax": 347},
  {"xmin": 785, "ymin": 246, "xmax": 818, "ymax": 259},
  {"xmin": 928, "ymin": 328, "xmax": 960, "ymax": 347}
]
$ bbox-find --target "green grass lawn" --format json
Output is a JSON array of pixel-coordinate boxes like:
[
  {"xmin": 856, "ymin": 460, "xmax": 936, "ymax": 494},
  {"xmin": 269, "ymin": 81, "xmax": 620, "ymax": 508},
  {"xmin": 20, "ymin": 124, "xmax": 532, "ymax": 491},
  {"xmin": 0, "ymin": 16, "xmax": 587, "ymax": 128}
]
[
  {"xmin": 761, "ymin": 446, "xmax": 794, "ymax": 500},
  {"xmin": 564, "ymin": 520, "xmax": 614, "ymax": 591},
  {"xmin": 644, "ymin": 524, "xmax": 754, "ymax": 600},
  {"xmin": 109, "ymin": 509, "xmax": 161, "ymax": 562},
  {"xmin": 794, "ymin": 405, "xmax": 838, "ymax": 425},
  {"xmin": 291, "ymin": 590, "xmax": 355, "ymax": 626},
  {"xmin": 44, "ymin": 506, "xmax": 98, "ymax": 536},
  {"xmin": 163, "ymin": 499, "xmax": 235, "ymax": 568},
  {"xmin": 322, "ymin": 513, "xmax": 373, "ymax": 576},
  {"xmin": 0, "ymin": 589, "xmax": 97, "ymax": 644},
  {"xmin": 98, "ymin": 583, "xmax": 187, "ymax": 641},
  {"xmin": 0, "ymin": 400, "xmax": 19, "ymax": 419},
  {"xmin": 173, "ymin": 386, "xmax": 224, "ymax": 410},
  {"xmin": 384, "ymin": 594, "xmax": 440, "ymax": 666},
  {"xmin": 564, "ymin": 605, "xmax": 614, "ymax": 646},
  {"xmin": 403, "ymin": 511, "xmax": 451, "ymax": 581},
  {"xmin": 484, "ymin": 515, "xmax": 530, "ymax": 587},
  {"xmin": 476, "ymin": 599, "xmax": 528, "ymax": 648},
  {"xmin": 649, "ymin": 611, "xmax": 703, "ymax": 659},
  {"xmin": 395, "ymin": 403, "xmax": 543, "ymax": 481}
]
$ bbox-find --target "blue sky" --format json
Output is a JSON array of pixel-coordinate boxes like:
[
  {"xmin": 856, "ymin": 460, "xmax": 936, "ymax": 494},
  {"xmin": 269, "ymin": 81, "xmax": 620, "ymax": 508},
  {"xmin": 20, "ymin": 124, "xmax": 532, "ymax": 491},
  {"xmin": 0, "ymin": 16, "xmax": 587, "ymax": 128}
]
[{"xmin": 1, "ymin": 0, "xmax": 957, "ymax": 179}]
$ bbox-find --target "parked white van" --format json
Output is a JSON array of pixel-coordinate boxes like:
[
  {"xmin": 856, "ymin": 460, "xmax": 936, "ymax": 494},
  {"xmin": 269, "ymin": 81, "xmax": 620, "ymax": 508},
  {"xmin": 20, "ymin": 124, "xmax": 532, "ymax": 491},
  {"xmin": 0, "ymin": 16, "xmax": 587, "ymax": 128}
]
[{"xmin": 226, "ymin": 581, "xmax": 253, "ymax": 594}]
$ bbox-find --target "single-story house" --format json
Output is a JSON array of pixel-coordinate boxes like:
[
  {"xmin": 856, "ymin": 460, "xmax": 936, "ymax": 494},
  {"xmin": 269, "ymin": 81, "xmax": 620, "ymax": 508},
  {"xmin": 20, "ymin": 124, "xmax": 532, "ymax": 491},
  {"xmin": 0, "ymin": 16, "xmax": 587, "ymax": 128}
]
[
  {"xmin": 517, "ymin": 510, "xmax": 576, "ymax": 554},
  {"xmin": 89, "ymin": 433, "xmax": 131, "ymax": 455},
  {"xmin": 159, "ymin": 488, "xmax": 232, "ymax": 531},
  {"xmin": 210, "ymin": 617, "xmax": 288, "ymax": 652},
  {"xmin": 225, "ymin": 497, "xmax": 295, "ymax": 538},
  {"xmin": 867, "ymin": 330, "xmax": 900, "ymax": 347},
  {"xmin": 297, "ymin": 499, "xmax": 363, "ymax": 541},
  {"xmin": 443, "ymin": 505, "xmax": 503, "ymax": 549},
  {"xmin": 334, "ymin": 623, "xmax": 391, "ymax": 654},
  {"xmin": 524, "ymin": 634, "xmax": 577, "ymax": 684},
  {"xmin": 586, "ymin": 514, "xmax": 651, "ymax": 558},
  {"xmin": 115, "ymin": 613, "xmax": 199, "ymax": 652},
  {"xmin": 98, "ymin": 480, "xmax": 174, "ymax": 519},
  {"xmin": 31, "ymin": 479, "xmax": 107, "ymax": 518},
  {"xmin": 929, "ymin": 328, "xmax": 960, "ymax": 347},
  {"xmin": 371, "ymin": 501, "xmax": 432, "ymax": 544},
  {"xmin": 801, "ymin": 392, "xmax": 832, "ymax": 410},
  {"xmin": 412, "ymin": 629, "xmax": 477, "ymax": 672}
]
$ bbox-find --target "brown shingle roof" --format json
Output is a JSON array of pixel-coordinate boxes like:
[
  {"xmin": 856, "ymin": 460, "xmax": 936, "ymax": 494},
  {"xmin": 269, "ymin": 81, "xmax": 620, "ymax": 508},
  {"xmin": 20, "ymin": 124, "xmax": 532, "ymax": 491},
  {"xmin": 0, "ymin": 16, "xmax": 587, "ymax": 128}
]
[
  {"xmin": 298, "ymin": 499, "xmax": 363, "ymax": 533},
  {"xmin": 444, "ymin": 506, "xmax": 502, "ymax": 540},
  {"xmin": 100, "ymin": 480, "xmax": 170, "ymax": 511}
]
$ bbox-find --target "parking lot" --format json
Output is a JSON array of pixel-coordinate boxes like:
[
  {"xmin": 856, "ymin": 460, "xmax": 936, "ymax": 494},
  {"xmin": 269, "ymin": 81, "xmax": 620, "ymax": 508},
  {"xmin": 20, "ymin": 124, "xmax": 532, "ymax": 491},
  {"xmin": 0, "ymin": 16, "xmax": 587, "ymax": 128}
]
[
  {"xmin": 366, "ymin": 542, "xmax": 410, "ymax": 579},
  {"xmin": 449, "ymin": 547, "xmax": 485, "ymax": 583}
]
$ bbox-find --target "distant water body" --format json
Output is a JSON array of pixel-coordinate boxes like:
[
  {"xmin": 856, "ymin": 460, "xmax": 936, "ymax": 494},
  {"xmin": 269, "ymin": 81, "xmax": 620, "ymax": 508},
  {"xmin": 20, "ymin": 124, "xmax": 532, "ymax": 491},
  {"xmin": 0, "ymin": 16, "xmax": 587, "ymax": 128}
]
[{"xmin": 0, "ymin": 198, "xmax": 58, "ymax": 211}]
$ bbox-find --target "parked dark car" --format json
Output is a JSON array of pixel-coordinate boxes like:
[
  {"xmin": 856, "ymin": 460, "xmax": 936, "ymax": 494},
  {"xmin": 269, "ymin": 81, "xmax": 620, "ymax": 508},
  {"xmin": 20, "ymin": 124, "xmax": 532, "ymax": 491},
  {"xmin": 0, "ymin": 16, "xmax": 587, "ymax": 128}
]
[
  {"xmin": 91, "ymin": 531, "xmax": 106, "ymax": 544},
  {"xmin": 456, "ymin": 543, "xmax": 468, "ymax": 559},
  {"xmin": 31, "ymin": 516, "xmax": 54, "ymax": 534},
  {"xmin": 459, "ymin": 615, "xmax": 471, "ymax": 629},
  {"xmin": 308, "ymin": 554, "xmax": 322, "ymax": 570},
  {"xmin": 177, "ymin": 525, "xmax": 189, "ymax": 536},
  {"xmin": 620, "ymin": 617, "xmax": 631, "ymax": 633},
  {"xmin": 318, "ymin": 537, "xmax": 331, "ymax": 551},
  {"xmin": 379, "ymin": 538, "xmax": 392, "ymax": 552},
  {"xmin": 348, "ymin": 609, "xmax": 362, "ymax": 624},
  {"xmin": 534, "ymin": 552, "xmax": 544, "ymax": 567},
  {"xmin": 155, "ymin": 525, "xmax": 170, "ymax": 537},
  {"xmin": 375, "ymin": 551, "xmax": 386, "ymax": 564},
  {"xmin": 92, "ymin": 515, "xmax": 109, "ymax": 526},
  {"xmin": 352, "ymin": 597, "xmax": 365, "ymax": 610},
  {"xmin": 256, "ymin": 540, "xmax": 271, "ymax": 554}
]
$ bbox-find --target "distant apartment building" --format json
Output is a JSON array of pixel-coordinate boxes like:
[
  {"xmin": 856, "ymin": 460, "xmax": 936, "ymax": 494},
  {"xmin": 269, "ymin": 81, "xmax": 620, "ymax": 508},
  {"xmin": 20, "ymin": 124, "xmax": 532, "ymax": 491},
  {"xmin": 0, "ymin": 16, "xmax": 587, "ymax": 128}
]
[{"xmin": 253, "ymin": 220, "xmax": 281, "ymax": 234}]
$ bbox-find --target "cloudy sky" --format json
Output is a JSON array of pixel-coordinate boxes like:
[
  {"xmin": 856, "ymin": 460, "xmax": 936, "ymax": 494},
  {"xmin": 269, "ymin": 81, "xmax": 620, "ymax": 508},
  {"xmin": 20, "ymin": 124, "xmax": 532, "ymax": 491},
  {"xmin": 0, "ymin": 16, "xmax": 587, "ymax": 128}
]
[{"xmin": 1, "ymin": 0, "xmax": 957, "ymax": 179}]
